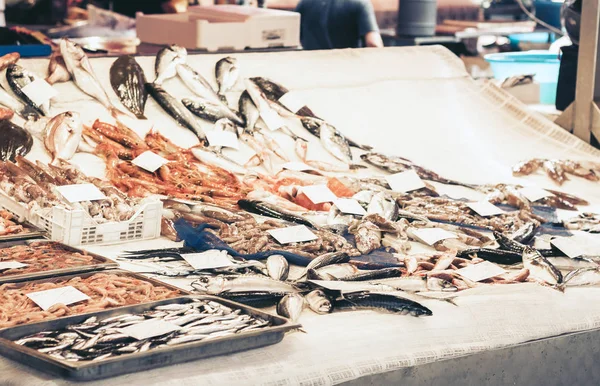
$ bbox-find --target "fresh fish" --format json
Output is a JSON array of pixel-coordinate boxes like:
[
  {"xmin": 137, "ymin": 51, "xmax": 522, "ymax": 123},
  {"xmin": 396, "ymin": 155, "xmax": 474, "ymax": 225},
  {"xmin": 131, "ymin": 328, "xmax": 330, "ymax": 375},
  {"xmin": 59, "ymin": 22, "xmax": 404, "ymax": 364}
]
[
  {"xmin": 300, "ymin": 116, "xmax": 372, "ymax": 151},
  {"xmin": 176, "ymin": 63, "xmax": 221, "ymax": 105},
  {"xmin": 215, "ymin": 57, "xmax": 239, "ymax": 97},
  {"xmin": 426, "ymin": 276, "xmax": 458, "ymax": 292},
  {"xmin": 43, "ymin": 111, "xmax": 82, "ymax": 163},
  {"xmin": 369, "ymin": 276, "xmax": 428, "ymax": 292},
  {"xmin": 276, "ymin": 293, "xmax": 304, "ymax": 322},
  {"xmin": 46, "ymin": 51, "xmax": 71, "ymax": 85},
  {"xmin": 563, "ymin": 267, "xmax": 600, "ymax": 286},
  {"xmin": 217, "ymin": 291, "xmax": 285, "ymax": 308},
  {"xmin": 457, "ymin": 248, "xmax": 522, "ymax": 265},
  {"xmin": 305, "ymin": 289, "xmax": 332, "ymax": 314},
  {"xmin": 0, "ymin": 84, "xmax": 31, "ymax": 118},
  {"xmin": 240, "ymin": 133, "xmax": 277, "ymax": 173},
  {"xmin": 191, "ymin": 275, "xmax": 297, "ymax": 294},
  {"xmin": 318, "ymin": 120, "xmax": 355, "ymax": 165},
  {"xmin": 154, "ymin": 44, "xmax": 187, "ymax": 85},
  {"xmin": 145, "ymin": 82, "xmax": 208, "ymax": 145},
  {"xmin": 338, "ymin": 267, "xmax": 402, "ymax": 281},
  {"xmin": 60, "ymin": 39, "xmax": 125, "ymax": 117},
  {"xmin": 237, "ymin": 199, "xmax": 317, "ymax": 228},
  {"xmin": 190, "ymin": 147, "xmax": 247, "ymax": 175},
  {"xmin": 182, "ymin": 97, "xmax": 244, "ymax": 126},
  {"xmin": 166, "ymin": 334, "xmax": 208, "ymax": 346},
  {"xmin": 334, "ymin": 292, "xmax": 432, "ymax": 316},
  {"xmin": 305, "ymin": 252, "xmax": 350, "ymax": 273},
  {"xmin": 6, "ymin": 63, "xmax": 50, "ymax": 116},
  {"xmin": 367, "ymin": 192, "xmax": 398, "ymax": 221},
  {"xmin": 510, "ymin": 222, "xmax": 537, "ymax": 244},
  {"xmin": 238, "ymin": 90, "xmax": 260, "ymax": 133},
  {"xmin": 0, "ymin": 120, "xmax": 33, "ymax": 161},
  {"xmin": 266, "ymin": 254, "xmax": 289, "ymax": 281},
  {"xmin": 0, "ymin": 52, "xmax": 19, "ymax": 71},
  {"xmin": 110, "ymin": 55, "xmax": 148, "ymax": 119},
  {"xmin": 522, "ymin": 246, "xmax": 563, "ymax": 285},
  {"xmin": 352, "ymin": 220, "xmax": 382, "ymax": 255},
  {"xmin": 250, "ymin": 77, "xmax": 317, "ymax": 117},
  {"xmin": 316, "ymin": 263, "xmax": 358, "ymax": 279},
  {"xmin": 306, "ymin": 268, "xmax": 336, "ymax": 281}
]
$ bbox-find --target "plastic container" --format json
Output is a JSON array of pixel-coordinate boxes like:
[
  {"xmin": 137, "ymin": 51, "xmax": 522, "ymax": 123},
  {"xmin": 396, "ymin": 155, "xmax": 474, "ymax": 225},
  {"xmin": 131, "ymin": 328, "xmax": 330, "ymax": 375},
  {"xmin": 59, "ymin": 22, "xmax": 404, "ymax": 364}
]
[
  {"xmin": 508, "ymin": 32, "xmax": 556, "ymax": 50},
  {"xmin": 396, "ymin": 0, "xmax": 437, "ymax": 37},
  {"xmin": 484, "ymin": 50, "xmax": 560, "ymax": 105},
  {"xmin": 0, "ymin": 192, "xmax": 163, "ymax": 246},
  {"xmin": 534, "ymin": 0, "xmax": 564, "ymax": 30}
]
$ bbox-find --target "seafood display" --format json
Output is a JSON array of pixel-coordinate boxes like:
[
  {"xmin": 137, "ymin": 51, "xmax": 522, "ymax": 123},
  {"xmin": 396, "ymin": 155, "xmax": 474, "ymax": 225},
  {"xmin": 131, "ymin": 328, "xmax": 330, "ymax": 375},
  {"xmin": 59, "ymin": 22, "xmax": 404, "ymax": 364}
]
[
  {"xmin": 12, "ymin": 298, "xmax": 272, "ymax": 362},
  {"xmin": 0, "ymin": 210, "xmax": 27, "ymax": 237},
  {"xmin": 513, "ymin": 158, "xmax": 600, "ymax": 185},
  {"xmin": 0, "ymin": 272, "xmax": 182, "ymax": 328}
]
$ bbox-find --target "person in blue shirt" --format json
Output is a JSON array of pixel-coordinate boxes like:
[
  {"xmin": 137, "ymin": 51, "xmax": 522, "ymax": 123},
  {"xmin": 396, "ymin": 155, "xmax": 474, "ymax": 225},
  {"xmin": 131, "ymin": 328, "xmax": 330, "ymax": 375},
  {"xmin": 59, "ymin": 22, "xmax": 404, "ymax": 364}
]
[{"xmin": 295, "ymin": 0, "xmax": 383, "ymax": 50}]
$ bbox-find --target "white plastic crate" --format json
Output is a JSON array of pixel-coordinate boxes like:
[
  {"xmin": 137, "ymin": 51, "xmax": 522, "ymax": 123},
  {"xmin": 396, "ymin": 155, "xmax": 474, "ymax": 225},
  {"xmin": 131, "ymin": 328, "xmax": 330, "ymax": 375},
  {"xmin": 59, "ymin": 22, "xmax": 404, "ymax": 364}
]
[{"xmin": 0, "ymin": 192, "xmax": 163, "ymax": 246}]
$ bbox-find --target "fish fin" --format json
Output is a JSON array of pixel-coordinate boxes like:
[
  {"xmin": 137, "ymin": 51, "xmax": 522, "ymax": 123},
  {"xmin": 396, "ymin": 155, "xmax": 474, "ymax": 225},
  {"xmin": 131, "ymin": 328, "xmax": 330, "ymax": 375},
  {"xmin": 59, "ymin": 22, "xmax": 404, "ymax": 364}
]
[
  {"xmin": 349, "ymin": 164, "xmax": 367, "ymax": 170},
  {"xmin": 346, "ymin": 138, "xmax": 373, "ymax": 151},
  {"xmin": 135, "ymin": 113, "xmax": 148, "ymax": 120},
  {"xmin": 245, "ymin": 154, "xmax": 263, "ymax": 168}
]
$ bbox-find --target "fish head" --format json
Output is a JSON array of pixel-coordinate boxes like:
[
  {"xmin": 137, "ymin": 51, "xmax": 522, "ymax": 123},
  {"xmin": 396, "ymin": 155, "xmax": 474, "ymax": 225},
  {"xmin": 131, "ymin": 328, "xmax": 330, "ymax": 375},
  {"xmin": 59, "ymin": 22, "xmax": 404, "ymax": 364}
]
[
  {"xmin": 6, "ymin": 63, "xmax": 23, "ymax": 78},
  {"xmin": 192, "ymin": 275, "xmax": 227, "ymax": 294},
  {"xmin": 59, "ymin": 39, "xmax": 86, "ymax": 67},
  {"xmin": 182, "ymin": 98, "xmax": 204, "ymax": 111},
  {"xmin": 60, "ymin": 111, "xmax": 83, "ymax": 134}
]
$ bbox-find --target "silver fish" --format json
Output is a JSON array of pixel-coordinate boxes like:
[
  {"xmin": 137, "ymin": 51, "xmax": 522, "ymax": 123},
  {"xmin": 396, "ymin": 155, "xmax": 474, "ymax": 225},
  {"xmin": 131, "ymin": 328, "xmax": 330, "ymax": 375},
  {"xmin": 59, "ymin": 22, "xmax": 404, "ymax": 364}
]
[
  {"xmin": 166, "ymin": 334, "xmax": 208, "ymax": 346},
  {"xmin": 367, "ymin": 192, "xmax": 398, "ymax": 221},
  {"xmin": 304, "ymin": 252, "xmax": 350, "ymax": 275},
  {"xmin": 266, "ymin": 254, "xmax": 289, "ymax": 281},
  {"xmin": 276, "ymin": 293, "xmax": 304, "ymax": 322},
  {"xmin": 215, "ymin": 57, "xmax": 239, "ymax": 97},
  {"xmin": 46, "ymin": 51, "xmax": 71, "ymax": 85},
  {"xmin": 176, "ymin": 63, "xmax": 222, "ymax": 105},
  {"xmin": 192, "ymin": 275, "xmax": 297, "ymax": 294},
  {"xmin": 6, "ymin": 63, "xmax": 50, "ymax": 116},
  {"xmin": 238, "ymin": 90, "xmax": 260, "ymax": 133},
  {"xmin": 155, "ymin": 44, "xmax": 187, "ymax": 85},
  {"xmin": 522, "ymin": 246, "xmax": 563, "ymax": 285},
  {"xmin": 426, "ymin": 277, "xmax": 458, "ymax": 292},
  {"xmin": 43, "ymin": 111, "xmax": 82, "ymax": 164},
  {"xmin": 305, "ymin": 290, "xmax": 332, "ymax": 314},
  {"xmin": 59, "ymin": 39, "xmax": 120, "ymax": 115},
  {"xmin": 190, "ymin": 147, "xmax": 247, "ymax": 175},
  {"xmin": 319, "ymin": 121, "xmax": 354, "ymax": 165},
  {"xmin": 182, "ymin": 97, "xmax": 244, "ymax": 126}
]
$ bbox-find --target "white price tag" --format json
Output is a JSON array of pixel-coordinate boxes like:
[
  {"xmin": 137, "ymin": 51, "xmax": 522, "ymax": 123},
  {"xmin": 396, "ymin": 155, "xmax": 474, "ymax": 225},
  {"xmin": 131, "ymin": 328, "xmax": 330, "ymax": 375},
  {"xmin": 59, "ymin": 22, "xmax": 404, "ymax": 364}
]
[
  {"xmin": 182, "ymin": 250, "xmax": 235, "ymax": 270},
  {"xmin": 467, "ymin": 201, "xmax": 505, "ymax": 217},
  {"xmin": 385, "ymin": 170, "xmax": 426, "ymax": 193},
  {"xmin": 334, "ymin": 198, "xmax": 367, "ymax": 216},
  {"xmin": 119, "ymin": 319, "xmax": 181, "ymax": 340},
  {"xmin": 26, "ymin": 286, "xmax": 90, "ymax": 311},
  {"xmin": 56, "ymin": 184, "xmax": 107, "ymax": 203},
  {"xmin": 132, "ymin": 151, "xmax": 170, "ymax": 173},
  {"xmin": 411, "ymin": 228, "xmax": 457, "ymax": 246},
  {"xmin": 551, "ymin": 237, "xmax": 586, "ymax": 258},
  {"xmin": 206, "ymin": 131, "xmax": 240, "ymax": 149},
  {"xmin": 300, "ymin": 185, "xmax": 337, "ymax": 204},
  {"xmin": 456, "ymin": 261, "xmax": 506, "ymax": 282},
  {"xmin": 260, "ymin": 108, "xmax": 287, "ymax": 131},
  {"xmin": 21, "ymin": 78, "xmax": 58, "ymax": 106},
  {"xmin": 0, "ymin": 261, "xmax": 27, "ymax": 270},
  {"xmin": 278, "ymin": 92, "xmax": 306, "ymax": 113},
  {"xmin": 518, "ymin": 187, "xmax": 554, "ymax": 202},
  {"xmin": 268, "ymin": 225, "xmax": 317, "ymax": 244},
  {"xmin": 281, "ymin": 162, "xmax": 316, "ymax": 172}
]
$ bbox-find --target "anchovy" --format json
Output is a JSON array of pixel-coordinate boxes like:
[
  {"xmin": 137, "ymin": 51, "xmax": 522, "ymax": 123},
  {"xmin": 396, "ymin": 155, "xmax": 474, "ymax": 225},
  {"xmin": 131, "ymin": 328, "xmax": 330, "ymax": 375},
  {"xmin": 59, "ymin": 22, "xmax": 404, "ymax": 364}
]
[
  {"xmin": 334, "ymin": 292, "xmax": 432, "ymax": 316},
  {"xmin": 237, "ymin": 199, "xmax": 317, "ymax": 228},
  {"xmin": 145, "ymin": 82, "xmax": 208, "ymax": 145}
]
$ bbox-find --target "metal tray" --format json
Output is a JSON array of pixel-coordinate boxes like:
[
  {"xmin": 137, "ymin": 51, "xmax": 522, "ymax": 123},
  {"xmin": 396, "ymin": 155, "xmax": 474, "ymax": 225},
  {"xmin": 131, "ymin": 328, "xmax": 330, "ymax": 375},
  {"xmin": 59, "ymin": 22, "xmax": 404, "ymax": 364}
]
[
  {"xmin": 0, "ymin": 224, "xmax": 45, "ymax": 243},
  {"xmin": 0, "ymin": 295, "xmax": 300, "ymax": 381},
  {"xmin": 0, "ymin": 269, "xmax": 190, "ymax": 330},
  {"xmin": 0, "ymin": 239, "xmax": 119, "ymax": 284}
]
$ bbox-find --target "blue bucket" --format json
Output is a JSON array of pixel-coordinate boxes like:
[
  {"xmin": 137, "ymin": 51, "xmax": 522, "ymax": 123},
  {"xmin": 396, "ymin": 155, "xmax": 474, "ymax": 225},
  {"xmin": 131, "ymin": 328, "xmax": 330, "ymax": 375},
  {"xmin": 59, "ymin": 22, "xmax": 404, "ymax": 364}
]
[{"xmin": 484, "ymin": 51, "xmax": 561, "ymax": 105}]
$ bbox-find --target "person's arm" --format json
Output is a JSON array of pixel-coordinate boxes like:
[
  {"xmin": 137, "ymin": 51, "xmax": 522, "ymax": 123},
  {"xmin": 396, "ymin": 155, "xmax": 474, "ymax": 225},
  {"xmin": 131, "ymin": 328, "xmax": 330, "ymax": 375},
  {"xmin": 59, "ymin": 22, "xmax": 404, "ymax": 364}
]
[{"xmin": 357, "ymin": 0, "xmax": 383, "ymax": 48}]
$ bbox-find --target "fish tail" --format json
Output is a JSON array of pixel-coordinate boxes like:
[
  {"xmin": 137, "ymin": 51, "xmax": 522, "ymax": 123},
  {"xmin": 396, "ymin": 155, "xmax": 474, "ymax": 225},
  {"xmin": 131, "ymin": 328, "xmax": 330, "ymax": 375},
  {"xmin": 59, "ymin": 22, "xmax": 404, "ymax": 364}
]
[{"xmin": 349, "ymin": 164, "xmax": 367, "ymax": 170}]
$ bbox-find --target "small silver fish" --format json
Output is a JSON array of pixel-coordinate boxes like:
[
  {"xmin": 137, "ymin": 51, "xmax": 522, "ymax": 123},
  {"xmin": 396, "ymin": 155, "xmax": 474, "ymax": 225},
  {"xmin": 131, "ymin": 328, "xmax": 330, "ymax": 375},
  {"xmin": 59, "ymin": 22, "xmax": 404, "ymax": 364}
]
[
  {"xmin": 155, "ymin": 44, "xmax": 187, "ymax": 85},
  {"xmin": 522, "ymin": 246, "xmax": 563, "ymax": 286},
  {"xmin": 215, "ymin": 57, "xmax": 239, "ymax": 97},
  {"xmin": 266, "ymin": 254, "xmax": 289, "ymax": 281}
]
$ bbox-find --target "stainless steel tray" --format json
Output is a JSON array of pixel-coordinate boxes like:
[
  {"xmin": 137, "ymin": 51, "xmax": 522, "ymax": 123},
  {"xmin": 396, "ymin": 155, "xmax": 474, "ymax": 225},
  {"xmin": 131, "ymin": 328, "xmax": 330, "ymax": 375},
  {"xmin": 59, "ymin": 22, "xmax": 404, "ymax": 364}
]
[
  {"xmin": 0, "ymin": 240, "xmax": 119, "ymax": 284},
  {"xmin": 0, "ymin": 223, "xmax": 45, "ymax": 243},
  {"xmin": 0, "ymin": 295, "xmax": 300, "ymax": 381}
]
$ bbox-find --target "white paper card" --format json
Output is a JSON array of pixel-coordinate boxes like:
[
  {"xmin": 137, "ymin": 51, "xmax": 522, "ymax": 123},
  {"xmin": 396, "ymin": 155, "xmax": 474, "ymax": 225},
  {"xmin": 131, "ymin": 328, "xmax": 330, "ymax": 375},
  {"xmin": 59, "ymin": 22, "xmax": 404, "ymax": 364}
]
[
  {"xmin": 551, "ymin": 237, "xmax": 586, "ymax": 258},
  {"xmin": 206, "ymin": 131, "xmax": 240, "ymax": 150},
  {"xmin": 268, "ymin": 225, "xmax": 317, "ymax": 244},
  {"xmin": 334, "ymin": 198, "xmax": 367, "ymax": 216},
  {"xmin": 21, "ymin": 78, "xmax": 58, "ymax": 106},
  {"xmin": 132, "ymin": 151, "xmax": 170, "ymax": 172},
  {"xmin": 260, "ymin": 108, "xmax": 287, "ymax": 131},
  {"xmin": 467, "ymin": 201, "xmax": 505, "ymax": 217},
  {"xmin": 456, "ymin": 261, "xmax": 506, "ymax": 282},
  {"xmin": 385, "ymin": 170, "xmax": 426, "ymax": 192},
  {"xmin": 300, "ymin": 185, "xmax": 337, "ymax": 204},
  {"xmin": 279, "ymin": 92, "xmax": 306, "ymax": 113},
  {"xmin": 119, "ymin": 319, "xmax": 181, "ymax": 340},
  {"xmin": 56, "ymin": 184, "xmax": 107, "ymax": 203},
  {"xmin": 0, "ymin": 261, "xmax": 27, "ymax": 270},
  {"xmin": 412, "ymin": 228, "xmax": 458, "ymax": 246},
  {"xmin": 26, "ymin": 286, "xmax": 90, "ymax": 311},
  {"xmin": 518, "ymin": 187, "xmax": 554, "ymax": 202},
  {"xmin": 281, "ymin": 162, "xmax": 316, "ymax": 172},
  {"xmin": 182, "ymin": 250, "xmax": 235, "ymax": 269}
]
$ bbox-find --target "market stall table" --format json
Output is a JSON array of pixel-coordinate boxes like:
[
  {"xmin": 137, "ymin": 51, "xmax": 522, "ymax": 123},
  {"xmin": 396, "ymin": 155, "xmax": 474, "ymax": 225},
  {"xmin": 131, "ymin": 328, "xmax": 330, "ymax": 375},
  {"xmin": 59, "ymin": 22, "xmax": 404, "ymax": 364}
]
[{"xmin": 0, "ymin": 46, "xmax": 599, "ymax": 384}]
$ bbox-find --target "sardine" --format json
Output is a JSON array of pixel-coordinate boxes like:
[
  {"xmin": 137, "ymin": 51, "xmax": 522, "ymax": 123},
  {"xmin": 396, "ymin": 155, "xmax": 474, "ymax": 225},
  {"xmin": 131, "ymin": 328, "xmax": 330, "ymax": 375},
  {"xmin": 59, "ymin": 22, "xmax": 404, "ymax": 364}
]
[
  {"xmin": 215, "ymin": 57, "xmax": 239, "ymax": 97},
  {"xmin": 6, "ymin": 63, "xmax": 50, "ymax": 116},
  {"xmin": 43, "ymin": 111, "xmax": 82, "ymax": 163},
  {"xmin": 110, "ymin": 55, "xmax": 148, "ymax": 119},
  {"xmin": 276, "ymin": 293, "xmax": 304, "ymax": 322},
  {"xmin": 305, "ymin": 289, "xmax": 332, "ymax": 314},
  {"xmin": 145, "ymin": 82, "xmax": 207, "ymax": 145},
  {"xmin": 522, "ymin": 246, "xmax": 563, "ymax": 285},
  {"xmin": 237, "ymin": 199, "xmax": 317, "ymax": 228},
  {"xmin": 0, "ymin": 120, "xmax": 33, "ymax": 161},
  {"xmin": 266, "ymin": 254, "xmax": 289, "ymax": 281},
  {"xmin": 238, "ymin": 90, "xmax": 260, "ymax": 133},
  {"xmin": 154, "ymin": 44, "xmax": 187, "ymax": 85},
  {"xmin": 190, "ymin": 147, "xmax": 247, "ymax": 175},
  {"xmin": 46, "ymin": 51, "xmax": 71, "ymax": 85},
  {"xmin": 334, "ymin": 292, "xmax": 432, "ymax": 316},
  {"xmin": 182, "ymin": 98, "xmax": 244, "ymax": 126}
]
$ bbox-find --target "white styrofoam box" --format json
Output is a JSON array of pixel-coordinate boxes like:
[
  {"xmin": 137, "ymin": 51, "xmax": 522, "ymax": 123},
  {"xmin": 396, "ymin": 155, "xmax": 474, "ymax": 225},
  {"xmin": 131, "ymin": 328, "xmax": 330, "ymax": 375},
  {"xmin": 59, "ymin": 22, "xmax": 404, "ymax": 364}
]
[
  {"xmin": 0, "ymin": 192, "xmax": 163, "ymax": 246},
  {"xmin": 0, "ymin": 13, "xmax": 5, "ymax": 28},
  {"xmin": 136, "ymin": 8, "xmax": 300, "ymax": 51}
]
